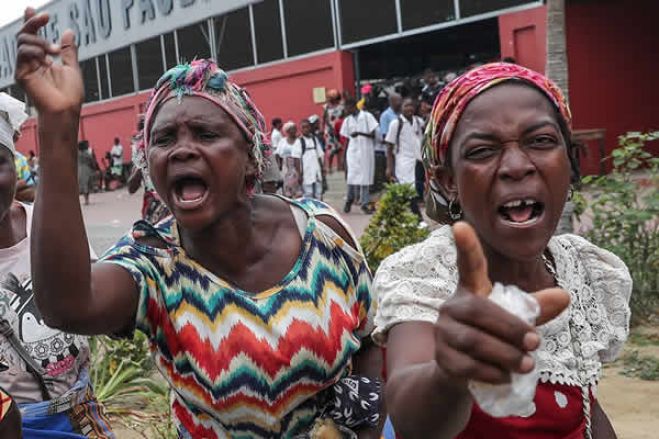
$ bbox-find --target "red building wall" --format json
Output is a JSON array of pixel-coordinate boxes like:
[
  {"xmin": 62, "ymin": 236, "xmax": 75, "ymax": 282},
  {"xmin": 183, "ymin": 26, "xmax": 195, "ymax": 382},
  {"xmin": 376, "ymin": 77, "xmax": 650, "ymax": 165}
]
[
  {"xmin": 566, "ymin": 0, "xmax": 659, "ymax": 172},
  {"xmin": 232, "ymin": 50, "xmax": 355, "ymax": 129},
  {"xmin": 15, "ymin": 50, "xmax": 355, "ymax": 161},
  {"xmin": 498, "ymin": 5, "xmax": 547, "ymax": 74},
  {"xmin": 16, "ymin": 93, "xmax": 147, "ymax": 163}
]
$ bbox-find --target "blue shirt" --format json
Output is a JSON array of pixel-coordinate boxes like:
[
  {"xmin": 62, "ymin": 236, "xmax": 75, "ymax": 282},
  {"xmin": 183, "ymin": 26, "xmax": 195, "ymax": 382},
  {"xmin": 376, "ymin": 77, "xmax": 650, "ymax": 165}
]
[{"xmin": 379, "ymin": 107, "xmax": 398, "ymax": 139}]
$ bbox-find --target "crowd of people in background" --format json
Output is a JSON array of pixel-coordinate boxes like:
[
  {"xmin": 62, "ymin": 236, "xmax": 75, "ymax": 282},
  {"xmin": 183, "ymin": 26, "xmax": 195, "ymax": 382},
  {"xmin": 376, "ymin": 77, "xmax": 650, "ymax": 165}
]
[
  {"xmin": 15, "ymin": 63, "xmax": 474, "ymax": 216},
  {"xmin": 262, "ymin": 65, "xmax": 466, "ymax": 216}
]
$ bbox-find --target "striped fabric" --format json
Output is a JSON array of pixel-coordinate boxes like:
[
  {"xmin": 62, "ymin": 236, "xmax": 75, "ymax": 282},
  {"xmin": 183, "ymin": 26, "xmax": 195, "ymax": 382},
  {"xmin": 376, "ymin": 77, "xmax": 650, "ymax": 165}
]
[
  {"xmin": 101, "ymin": 198, "xmax": 374, "ymax": 438},
  {"xmin": 0, "ymin": 389, "xmax": 11, "ymax": 422}
]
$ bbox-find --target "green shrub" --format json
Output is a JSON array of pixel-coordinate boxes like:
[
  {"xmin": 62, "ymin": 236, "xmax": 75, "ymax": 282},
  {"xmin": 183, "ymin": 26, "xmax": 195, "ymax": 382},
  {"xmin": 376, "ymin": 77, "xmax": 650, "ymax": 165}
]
[
  {"xmin": 620, "ymin": 350, "xmax": 659, "ymax": 381},
  {"xmin": 90, "ymin": 333, "xmax": 176, "ymax": 437},
  {"xmin": 360, "ymin": 183, "xmax": 429, "ymax": 271},
  {"xmin": 577, "ymin": 131, "xmax": 659, "ymax": 322}
]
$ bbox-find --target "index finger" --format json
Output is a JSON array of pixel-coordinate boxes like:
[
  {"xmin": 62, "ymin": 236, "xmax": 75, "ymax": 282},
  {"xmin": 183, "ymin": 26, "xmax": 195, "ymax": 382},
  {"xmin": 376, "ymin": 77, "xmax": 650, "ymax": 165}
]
[
  {"xmin": 453, "ymin": 221, "xmax": 492, "ymax": 296},
  {"xmin": 19, "ymin": 8, "xmax": 48, "ymax": 35}
]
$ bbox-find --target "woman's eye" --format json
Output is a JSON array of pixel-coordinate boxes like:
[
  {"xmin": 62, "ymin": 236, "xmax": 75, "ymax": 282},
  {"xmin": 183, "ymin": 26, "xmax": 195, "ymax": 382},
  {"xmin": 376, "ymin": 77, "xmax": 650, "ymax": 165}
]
[
  {"xmin": 465, "ymin": 146, "xmax": 496, "ymax": 160},
  {"xmin": 199, "ymin": 131, "xmax": 218, "ymax": 140},
  {"xmin": 151, "ymin": 135, "xmax": 172, "ymax": 147},
  {"xmin": 529, "ymin": 135, "xmax": 557, "ymax": 148}
]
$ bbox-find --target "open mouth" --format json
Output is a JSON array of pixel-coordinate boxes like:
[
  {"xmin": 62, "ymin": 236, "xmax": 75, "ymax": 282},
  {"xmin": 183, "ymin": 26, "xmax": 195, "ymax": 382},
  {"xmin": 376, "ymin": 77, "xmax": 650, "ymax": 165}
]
[
  {"xmin": 173, "ymin": 176, "xmax": 209, "ymax": 208},
  {"xmin": 497, "ymin": 198, "xmax": 545, "ymax": 226}
]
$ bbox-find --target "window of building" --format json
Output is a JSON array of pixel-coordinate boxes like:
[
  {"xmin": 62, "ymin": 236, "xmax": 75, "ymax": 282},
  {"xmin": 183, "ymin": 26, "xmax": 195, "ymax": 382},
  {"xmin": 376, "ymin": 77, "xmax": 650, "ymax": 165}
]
[
  {"xmin": 214, "ymin": 7, "xmax": 254, "ymax": 70},
  {"xmin": 135, "ymin": 36, "xmax": 164, "ymax": 91},
  {"xmin": 163, "ymin": 32, "xmax": 177, "ymax": 70},
  {"xmin": 460, "ymin": 0, "xmax": 533, "ymax": 17},
  {"xmin": 98, "ymin": 56, "xmax": 110, "ymax": 100},
  {"xmin": 253, "ymin": 0, "xmax": 284, "ymax": 63},
  {"xmin": 338, "ymin": 0, "xmax": 397, "ymax": 44},
  {"xmin": 283, "ymin": 0, "xmax": 334, "ymax": 56},
  {"xmin": 177, "ymin": 21, "xmax": 211, "ymax": 63},
  {"xmin": 108, "ymin": 46, "xmax": 135, "ymax": 97},
  {"xmin": 80, "ymin": 58, "xmax": 100, "ymax": 102},
  {"xmin": 401, "ymin": 0, "xmax": 455, "ymax": 30}
]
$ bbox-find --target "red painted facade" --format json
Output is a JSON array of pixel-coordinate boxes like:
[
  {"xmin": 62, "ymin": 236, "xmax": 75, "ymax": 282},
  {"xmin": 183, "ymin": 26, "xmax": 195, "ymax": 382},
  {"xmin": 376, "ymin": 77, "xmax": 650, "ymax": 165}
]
[
  {"xmin": 565, "ymin": 0, "xmax": 659, "ymax": 173},
  {"xmin": 15, "ymin": 51, "xmax": 355, "ymax": 163},
  {"xmin": 498, "ymin": 5, "xmax": 547, "ymax": 74},
  {"xmin": 15, "ymin": 3, "xmax": 657, "ymax": 175},
  {"xmin": 232, "ymin": 51, "xmax": 355, "ymax": 128}
]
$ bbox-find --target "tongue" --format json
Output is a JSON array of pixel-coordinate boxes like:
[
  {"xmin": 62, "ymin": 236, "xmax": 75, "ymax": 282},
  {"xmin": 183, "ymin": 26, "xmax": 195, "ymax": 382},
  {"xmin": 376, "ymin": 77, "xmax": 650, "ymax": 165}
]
[
  {"xmin": 507, "ymin": 205, "xmax": 534, "ymax": 223},
  {"xmin": 180, "ymin": 181, "xmax": 206, "ymax": 201}
]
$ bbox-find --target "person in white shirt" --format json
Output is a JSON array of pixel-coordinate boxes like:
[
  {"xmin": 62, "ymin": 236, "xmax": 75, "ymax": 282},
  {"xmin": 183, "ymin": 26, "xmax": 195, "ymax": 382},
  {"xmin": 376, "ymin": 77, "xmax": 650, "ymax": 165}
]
[
  {"xmin": 385, "ymin": 98, "xmax": 425, "ymax": 216},
  {"xmin": 110, "ymin": 137, "xmax": 124, "ymax": 179},
  {"xmin": 270, "ymin": 118, "xmax": 284, "ymax": 161},
  {"xmin": 385, "ymin": 98, "xmax": 424, "ymax": 184},
  {"xmin": 276, "ymin": 121, "xmax": 303, "ymax": 198},
  {"xmin": 340, "ymin": 97, "xmax": 378, "ymax": 214},
  {"xmin": 292, "ymin": 120, "xmax": 325, "ymax": 200},
  {"xmin": 261, "ymin": 118, "xmax": 284, "ymax": 193}
]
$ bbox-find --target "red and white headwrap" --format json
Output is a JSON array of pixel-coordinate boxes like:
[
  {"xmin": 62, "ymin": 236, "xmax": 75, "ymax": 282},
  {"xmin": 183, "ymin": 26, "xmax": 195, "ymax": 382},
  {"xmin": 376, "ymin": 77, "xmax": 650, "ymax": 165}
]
[{"xmin": 423, "ymin": 62, "xmax": 572, "ymax": 171}]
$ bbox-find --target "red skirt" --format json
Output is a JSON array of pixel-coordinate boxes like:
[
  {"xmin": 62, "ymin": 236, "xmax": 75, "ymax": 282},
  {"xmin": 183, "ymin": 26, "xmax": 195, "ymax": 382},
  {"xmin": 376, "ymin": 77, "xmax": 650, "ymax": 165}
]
[{"xmin": 457, "ymin": 382, "xmax": 591, "ymax": 439}]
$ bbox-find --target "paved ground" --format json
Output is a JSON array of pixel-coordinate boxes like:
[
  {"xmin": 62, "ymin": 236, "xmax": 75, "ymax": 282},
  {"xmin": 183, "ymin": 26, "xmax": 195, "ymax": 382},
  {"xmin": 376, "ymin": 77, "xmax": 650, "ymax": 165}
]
[{"xmin": 82, "ymin": 171, "xmax": 372, "ymax": 255}]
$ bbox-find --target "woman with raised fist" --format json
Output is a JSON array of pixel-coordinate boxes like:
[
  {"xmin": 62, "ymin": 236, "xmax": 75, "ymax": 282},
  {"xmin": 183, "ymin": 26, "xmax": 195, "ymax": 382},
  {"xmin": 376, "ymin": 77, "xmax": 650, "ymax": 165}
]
[
  {"xmin": 373, "ymin": 63, "xmax": 630, "ymax": 438},
  {"xmin": 15, "ymin": 7, "xmax": 383, "ymax": 439}
]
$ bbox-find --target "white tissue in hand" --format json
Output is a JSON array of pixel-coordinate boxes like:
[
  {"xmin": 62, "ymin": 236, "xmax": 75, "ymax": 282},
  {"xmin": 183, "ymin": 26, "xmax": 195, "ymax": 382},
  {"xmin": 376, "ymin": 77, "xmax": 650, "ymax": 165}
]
[{"xmin": 468, "ymin": 283, "xmax": 540, "ymax": 418}]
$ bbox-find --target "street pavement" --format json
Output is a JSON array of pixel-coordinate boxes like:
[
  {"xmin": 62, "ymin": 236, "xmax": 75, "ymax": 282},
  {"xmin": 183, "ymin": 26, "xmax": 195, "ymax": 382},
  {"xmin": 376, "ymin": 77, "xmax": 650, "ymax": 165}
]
[{"xmin": 82, "ymin": 171, "xmax": 373, "ymax": 255}]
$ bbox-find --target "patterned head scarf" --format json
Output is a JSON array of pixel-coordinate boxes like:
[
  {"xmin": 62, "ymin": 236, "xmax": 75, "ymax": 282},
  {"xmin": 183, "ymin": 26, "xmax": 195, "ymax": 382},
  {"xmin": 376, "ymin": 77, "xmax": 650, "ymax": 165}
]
[
  {"xmin": 423, "ymin": 62, "xmax": 572, "ymax": 173},
  {"xmin": 138, "ymin": 59, "xmax": 270, "ymax": 195}
]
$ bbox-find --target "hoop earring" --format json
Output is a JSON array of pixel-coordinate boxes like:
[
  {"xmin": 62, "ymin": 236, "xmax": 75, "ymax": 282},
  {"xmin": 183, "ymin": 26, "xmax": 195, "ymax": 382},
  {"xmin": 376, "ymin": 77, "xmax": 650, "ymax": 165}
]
[{"xmin": 448, "ymin": 198, "xmax": 463, "ymax": 220}]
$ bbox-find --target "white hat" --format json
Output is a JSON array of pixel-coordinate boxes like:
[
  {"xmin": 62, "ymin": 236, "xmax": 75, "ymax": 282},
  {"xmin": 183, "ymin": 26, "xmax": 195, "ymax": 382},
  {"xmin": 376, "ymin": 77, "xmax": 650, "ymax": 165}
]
[
  {"xmin": 0, "ymin": 93, "xmax": 28, "ymax": 155},
  {"xmin": 308, "ymin": 114, "xmax": 320, "ymax": 124}
]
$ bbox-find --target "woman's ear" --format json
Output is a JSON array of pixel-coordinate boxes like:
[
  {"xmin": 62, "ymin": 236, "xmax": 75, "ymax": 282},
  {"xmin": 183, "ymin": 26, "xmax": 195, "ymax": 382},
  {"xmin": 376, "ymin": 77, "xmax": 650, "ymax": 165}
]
[
  {"xmin": 433, "ymin": 165, "xmax": 457, "ymax": 201},
  {"xmin": 244, "ymin": 157, "xmax": 259, "ymax": 194}
]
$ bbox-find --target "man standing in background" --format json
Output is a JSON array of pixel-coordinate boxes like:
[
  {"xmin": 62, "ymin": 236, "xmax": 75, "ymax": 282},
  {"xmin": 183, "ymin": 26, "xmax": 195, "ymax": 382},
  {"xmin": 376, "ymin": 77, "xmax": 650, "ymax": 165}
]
[
  {"xmin": 385, "ymin": 98, "xmax": 424, "ymax": 217},
  {"xmin": 109, "ymin": 137, "xmax": 124, "ymax": 184},
  {"xmin": 340, "ymin": 97, "xmax": 378, "ymax": 214},
  {"xmin": 378, "ymin": 93, "xmax": 402, "ymax": 191}
]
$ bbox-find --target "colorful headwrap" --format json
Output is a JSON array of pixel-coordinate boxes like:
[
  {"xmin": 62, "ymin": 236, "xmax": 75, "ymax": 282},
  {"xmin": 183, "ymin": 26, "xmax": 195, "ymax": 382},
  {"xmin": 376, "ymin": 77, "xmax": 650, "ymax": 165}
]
[
  {"xmin": 138, "ymin": 59, "xmax": 270, "ymax": 195},
  {"xmin": 423, "ymin": 62, "xmax": 572, "ymax": 172}
]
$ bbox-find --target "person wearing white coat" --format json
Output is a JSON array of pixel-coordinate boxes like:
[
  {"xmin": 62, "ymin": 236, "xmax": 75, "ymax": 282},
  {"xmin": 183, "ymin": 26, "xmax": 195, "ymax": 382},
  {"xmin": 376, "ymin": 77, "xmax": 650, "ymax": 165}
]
[{"xmin": 340, "ymin": 97, "xmax": 378, "ymax": 214}]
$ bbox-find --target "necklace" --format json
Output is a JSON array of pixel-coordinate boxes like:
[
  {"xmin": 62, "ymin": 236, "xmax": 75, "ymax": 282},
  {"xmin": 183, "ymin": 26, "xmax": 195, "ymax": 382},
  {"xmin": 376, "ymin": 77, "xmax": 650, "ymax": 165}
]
[{"xmin": 541, "ymin": 252, "xmax": 592, "ymax": 439}]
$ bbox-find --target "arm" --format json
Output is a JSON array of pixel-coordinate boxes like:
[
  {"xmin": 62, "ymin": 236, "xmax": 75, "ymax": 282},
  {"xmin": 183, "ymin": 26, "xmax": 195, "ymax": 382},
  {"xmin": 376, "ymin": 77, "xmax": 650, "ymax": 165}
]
[
  {"xmin": 592, "ymin": 400, "xmax": 617, "ymax": 439},
  {"xmin": 353, "ymin": 338, "xmax": 386, "ymax": 439},
  {"xmin": 386, "ymin": 322, "xmax": 472, "ymax": 438},
  {"xmin": 381, "ymin": 223, "xmax": 571, "ymax": 438},
  {"xmin": 318, "ymin": 214, "xmax": 385, "ymax": 438},
  {"xmin": 17, "ymin": 9, "xmax": 139, "ymax": 335},
  {"xmin": 385, "ymin": 144, "xmax": 396, "ymax": 182},
  {"xmin": 384, "ymin": 121, "xmax": 397, "ymax": 182},
  {"xmin": 356, "ymin": 130, "xmax": 376, "ymax": 139}
]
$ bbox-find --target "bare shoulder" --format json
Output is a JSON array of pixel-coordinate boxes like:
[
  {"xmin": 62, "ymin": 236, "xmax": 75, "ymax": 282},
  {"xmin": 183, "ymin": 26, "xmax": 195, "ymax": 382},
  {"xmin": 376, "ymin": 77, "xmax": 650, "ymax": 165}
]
[{"xmin": 316, "ymin": 214, "xmax": 357, "ymax": 249}]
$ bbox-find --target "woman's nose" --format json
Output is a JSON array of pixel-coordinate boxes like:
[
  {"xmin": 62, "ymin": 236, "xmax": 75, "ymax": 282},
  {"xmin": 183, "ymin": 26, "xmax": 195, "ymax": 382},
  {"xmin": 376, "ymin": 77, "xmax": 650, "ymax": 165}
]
[{"xmin": 498, "ymin": 145, "xmax": 536, "ymax": 181}]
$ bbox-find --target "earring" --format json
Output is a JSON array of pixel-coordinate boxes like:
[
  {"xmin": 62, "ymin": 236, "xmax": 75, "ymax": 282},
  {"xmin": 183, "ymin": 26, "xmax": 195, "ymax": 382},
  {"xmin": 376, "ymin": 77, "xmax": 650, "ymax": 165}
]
[{"xmin": 448, "ymin": 197, "xmax": 463, "ymax": 220}]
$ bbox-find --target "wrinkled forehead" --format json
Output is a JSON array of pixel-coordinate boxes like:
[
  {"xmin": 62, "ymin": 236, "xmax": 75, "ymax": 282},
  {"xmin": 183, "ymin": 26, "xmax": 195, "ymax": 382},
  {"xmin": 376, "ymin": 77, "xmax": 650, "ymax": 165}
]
[{"xmin": 454, "ymin": 82, "xmax": 560, "ymax": 135}]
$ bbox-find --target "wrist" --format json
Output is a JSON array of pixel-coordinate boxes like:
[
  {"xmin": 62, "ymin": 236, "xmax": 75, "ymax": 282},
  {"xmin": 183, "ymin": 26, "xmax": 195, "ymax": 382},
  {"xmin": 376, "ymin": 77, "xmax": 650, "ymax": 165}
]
[{"xmin": 433, "ymin": 362, "xmax": 469, "ymax": 396}]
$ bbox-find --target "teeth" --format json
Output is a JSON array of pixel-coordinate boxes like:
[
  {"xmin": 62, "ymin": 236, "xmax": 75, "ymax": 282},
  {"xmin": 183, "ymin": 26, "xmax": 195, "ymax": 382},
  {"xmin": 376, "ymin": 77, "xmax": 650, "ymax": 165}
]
[{"xmin": 503, "ymin": 198, "xmax": 536, "ymax": 208}]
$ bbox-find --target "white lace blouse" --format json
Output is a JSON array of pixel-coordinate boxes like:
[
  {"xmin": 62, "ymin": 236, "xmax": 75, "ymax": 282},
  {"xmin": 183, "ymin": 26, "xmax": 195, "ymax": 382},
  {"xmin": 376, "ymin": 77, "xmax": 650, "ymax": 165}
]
[{"xmin": 373, "ymin": 225, "xmax": 632, "ymax": 388}]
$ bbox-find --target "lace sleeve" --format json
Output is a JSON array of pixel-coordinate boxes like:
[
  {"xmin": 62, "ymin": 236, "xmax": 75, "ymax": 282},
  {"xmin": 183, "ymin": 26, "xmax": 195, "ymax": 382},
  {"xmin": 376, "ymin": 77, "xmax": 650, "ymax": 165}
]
[
  {"xmin": 563, "ymin": 235, "xmax": 632, "ymax": 363},
  {"xmin": 372, "ymin": 226, "xmax": 458, "ymax": 346}
]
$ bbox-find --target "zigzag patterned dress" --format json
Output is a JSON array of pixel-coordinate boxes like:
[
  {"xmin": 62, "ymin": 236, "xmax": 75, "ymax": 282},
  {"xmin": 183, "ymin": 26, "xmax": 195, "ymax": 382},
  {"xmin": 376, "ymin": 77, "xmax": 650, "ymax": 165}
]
[{"xmin": 100, "ymin": 198, "xmax": 375, "ymax": 438}]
